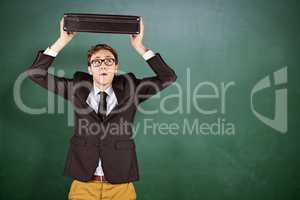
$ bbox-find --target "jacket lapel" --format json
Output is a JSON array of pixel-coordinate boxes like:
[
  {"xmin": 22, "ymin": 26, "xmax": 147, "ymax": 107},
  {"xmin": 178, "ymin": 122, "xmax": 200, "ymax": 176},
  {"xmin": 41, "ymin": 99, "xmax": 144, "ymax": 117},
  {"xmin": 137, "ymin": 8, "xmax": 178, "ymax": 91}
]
[{"xmin": 105, "ymin": 74, "xmax": 131, "ymax": 121}]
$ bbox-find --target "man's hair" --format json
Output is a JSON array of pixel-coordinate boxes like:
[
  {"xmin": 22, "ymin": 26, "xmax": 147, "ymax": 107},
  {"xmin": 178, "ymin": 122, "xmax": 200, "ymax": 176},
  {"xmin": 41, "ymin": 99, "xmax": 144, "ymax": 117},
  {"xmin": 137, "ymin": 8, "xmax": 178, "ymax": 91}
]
[{"xmin": 87, "ymin": 43, "xmax": 119, "ymax": 66}]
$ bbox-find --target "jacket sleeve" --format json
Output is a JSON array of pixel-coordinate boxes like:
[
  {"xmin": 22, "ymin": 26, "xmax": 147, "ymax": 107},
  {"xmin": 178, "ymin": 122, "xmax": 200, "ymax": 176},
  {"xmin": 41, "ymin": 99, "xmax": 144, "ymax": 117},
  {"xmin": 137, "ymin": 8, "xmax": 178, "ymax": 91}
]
[
  {"xmin": 130, "ymin": 53, "xmax": 177, "ymax": 104},
  {"xmin": 25, "ymin": 50, "xmax": 73, "ymax": 100}
]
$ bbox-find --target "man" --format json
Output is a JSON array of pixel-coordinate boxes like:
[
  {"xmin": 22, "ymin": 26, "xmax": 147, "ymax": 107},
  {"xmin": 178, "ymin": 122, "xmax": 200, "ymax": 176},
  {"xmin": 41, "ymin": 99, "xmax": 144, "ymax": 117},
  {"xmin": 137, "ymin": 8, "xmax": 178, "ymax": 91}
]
[{"xmin": 26, "ymin": 17, "xmax": 177, "ymax": 200}]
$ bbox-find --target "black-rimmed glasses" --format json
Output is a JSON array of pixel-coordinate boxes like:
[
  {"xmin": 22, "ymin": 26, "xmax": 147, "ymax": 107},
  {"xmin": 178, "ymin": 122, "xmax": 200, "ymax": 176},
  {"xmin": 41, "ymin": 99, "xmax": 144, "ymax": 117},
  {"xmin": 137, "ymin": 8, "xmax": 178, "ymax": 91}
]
[{"xmin": 90, "ymin": 58, "xmax": 115, "ymax": 67}]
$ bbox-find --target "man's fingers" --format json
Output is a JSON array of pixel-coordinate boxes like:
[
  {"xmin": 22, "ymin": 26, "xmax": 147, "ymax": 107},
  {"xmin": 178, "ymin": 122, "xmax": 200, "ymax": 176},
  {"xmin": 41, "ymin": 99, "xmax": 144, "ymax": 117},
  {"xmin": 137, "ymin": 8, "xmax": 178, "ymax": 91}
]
[
  {"xmin": 60, "ymin": 18, "xmax": 64, "ymax": 27},
  {"xmin": 139, "ymin": 17, "xmax": 144, "ymax": 33}
]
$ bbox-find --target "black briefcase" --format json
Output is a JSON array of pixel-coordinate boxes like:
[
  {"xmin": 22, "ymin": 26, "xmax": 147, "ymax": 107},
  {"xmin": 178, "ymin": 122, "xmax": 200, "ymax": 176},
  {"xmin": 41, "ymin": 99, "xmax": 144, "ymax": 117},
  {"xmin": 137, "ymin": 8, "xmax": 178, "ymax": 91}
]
[{"xmin": 63, "ymin": 13, "xmax": 141, "ymax": 34}]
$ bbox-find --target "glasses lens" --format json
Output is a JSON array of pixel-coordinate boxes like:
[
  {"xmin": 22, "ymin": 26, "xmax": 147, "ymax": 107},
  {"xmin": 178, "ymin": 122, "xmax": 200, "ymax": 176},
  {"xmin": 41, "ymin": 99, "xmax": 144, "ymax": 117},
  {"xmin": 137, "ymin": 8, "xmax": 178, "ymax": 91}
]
[
  {"xmin": 104, "ymin": 58, "xmax": 115, "ymax": 66},
  {"xmin": 91, "ymin": 59, "xmax": 102, "ymax": 67}
]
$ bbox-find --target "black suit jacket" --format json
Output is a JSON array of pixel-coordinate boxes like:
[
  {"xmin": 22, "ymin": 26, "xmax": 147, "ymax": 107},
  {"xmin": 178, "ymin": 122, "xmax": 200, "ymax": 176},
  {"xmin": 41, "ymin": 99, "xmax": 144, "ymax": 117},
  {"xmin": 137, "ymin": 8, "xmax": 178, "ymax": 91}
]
[{"xmin": 26, "ymin": 50, "xmax": 177, "ymax": 184}]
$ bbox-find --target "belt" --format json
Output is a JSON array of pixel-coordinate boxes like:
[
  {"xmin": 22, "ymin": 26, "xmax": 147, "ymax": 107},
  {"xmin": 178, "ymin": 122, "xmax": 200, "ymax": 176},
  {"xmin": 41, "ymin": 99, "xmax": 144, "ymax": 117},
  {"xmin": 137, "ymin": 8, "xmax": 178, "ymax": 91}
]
[{"xmin": 92, "ymin": 175, "xmax": 108, "ymax": 183}]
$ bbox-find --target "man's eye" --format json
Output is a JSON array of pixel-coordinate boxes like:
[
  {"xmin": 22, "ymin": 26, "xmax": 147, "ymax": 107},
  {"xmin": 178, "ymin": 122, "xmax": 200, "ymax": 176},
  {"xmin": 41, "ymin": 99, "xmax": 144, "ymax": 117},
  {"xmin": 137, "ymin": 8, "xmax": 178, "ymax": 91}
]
[
  {"xmin": 92, "ymin": 60, "xmax": 101, "ymax": 65},
  {"xmin": 105, "ymin": 58, "xmax": 114, "ymax": 64}
]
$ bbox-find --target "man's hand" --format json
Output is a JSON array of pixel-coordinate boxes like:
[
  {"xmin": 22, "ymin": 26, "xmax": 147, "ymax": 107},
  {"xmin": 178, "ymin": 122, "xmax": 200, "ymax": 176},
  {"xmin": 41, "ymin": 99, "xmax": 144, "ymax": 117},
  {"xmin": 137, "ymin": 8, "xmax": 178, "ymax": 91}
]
[
  {"xmin": 49, "ymin": 17, "xmax": 76, "ymax": 53},
  {"xmin": 130, "ymin": 17, "xmax": 148, "ymax": 56},
  {"xmin": 59, "ymin": 17, "xmax": 76, "ymax": 44}
]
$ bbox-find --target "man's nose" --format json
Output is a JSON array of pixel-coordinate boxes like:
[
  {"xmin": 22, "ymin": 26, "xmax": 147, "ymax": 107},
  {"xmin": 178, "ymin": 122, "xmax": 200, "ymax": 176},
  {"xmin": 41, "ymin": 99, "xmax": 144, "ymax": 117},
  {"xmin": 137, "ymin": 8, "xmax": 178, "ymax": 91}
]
[{"xmin": 99, "ymin": 64, "xmax": 107, "ymax": 70}]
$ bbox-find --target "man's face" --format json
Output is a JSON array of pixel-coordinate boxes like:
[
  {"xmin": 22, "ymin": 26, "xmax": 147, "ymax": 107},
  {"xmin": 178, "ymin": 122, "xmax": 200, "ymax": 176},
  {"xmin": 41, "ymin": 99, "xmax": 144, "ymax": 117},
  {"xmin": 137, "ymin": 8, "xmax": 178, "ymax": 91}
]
[{"xmin": 88, "ymin": 49, "xmax": 118, "ymax": 88}]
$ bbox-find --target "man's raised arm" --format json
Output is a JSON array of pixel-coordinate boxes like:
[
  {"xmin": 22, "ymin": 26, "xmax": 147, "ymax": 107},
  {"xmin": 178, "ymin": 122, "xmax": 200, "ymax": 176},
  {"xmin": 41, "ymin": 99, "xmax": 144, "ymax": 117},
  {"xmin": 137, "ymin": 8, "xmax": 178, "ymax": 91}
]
[
  {"xmin": 129, "ymin": 18, "xmax": 177, "ymax": 104},
  {"xmin": 26, "ymin": 18, "xmax": 76, "ymax": 100}
]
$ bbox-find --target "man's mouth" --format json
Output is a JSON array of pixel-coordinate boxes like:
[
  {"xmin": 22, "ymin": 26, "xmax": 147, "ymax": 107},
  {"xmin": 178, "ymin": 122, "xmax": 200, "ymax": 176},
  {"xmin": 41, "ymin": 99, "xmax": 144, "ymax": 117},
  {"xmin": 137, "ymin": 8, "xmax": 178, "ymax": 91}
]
[{"xmin": 100, "ymin": 73, "xmax": 108, "ymax": 76}]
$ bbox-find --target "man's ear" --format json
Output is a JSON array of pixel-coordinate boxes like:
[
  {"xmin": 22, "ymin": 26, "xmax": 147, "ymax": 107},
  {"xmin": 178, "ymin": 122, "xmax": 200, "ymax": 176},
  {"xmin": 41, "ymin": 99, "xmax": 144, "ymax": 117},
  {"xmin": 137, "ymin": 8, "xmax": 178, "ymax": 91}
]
[
  {"xmin": 115, "ymin": 64, "xmax": 119, "ymax": 74},
  {"xmin": 88, "ymin": 66, "xmax": 92, "ymax": 75}
]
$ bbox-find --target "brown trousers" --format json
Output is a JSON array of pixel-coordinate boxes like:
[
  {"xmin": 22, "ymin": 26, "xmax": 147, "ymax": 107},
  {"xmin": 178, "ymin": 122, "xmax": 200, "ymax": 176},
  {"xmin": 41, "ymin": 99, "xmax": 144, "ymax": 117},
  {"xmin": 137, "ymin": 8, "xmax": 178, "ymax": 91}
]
[{"xmin": 68, "ymin": 180, "xmax": 137, "ymax": 200}]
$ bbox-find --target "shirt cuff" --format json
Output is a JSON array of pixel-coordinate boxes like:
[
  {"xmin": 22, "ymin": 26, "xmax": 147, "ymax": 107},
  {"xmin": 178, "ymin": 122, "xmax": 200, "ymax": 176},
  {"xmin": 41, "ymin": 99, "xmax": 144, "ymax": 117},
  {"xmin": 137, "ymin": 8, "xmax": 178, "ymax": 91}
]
[
  {"xmin": 142, "ymin": 50, "xmax": 155, "ymax": 60},
  {"xmin": 43, "ymin": 47, "xmax": 58, "ymax": 57}
]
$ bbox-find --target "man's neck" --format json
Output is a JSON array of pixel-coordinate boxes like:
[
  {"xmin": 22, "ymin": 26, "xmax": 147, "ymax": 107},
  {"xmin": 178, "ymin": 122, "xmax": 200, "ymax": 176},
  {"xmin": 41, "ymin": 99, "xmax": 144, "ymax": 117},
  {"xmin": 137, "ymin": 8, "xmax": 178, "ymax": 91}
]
[{"xmin": 94, "ymin": 82, "xmax": 112, "ymax": 92}]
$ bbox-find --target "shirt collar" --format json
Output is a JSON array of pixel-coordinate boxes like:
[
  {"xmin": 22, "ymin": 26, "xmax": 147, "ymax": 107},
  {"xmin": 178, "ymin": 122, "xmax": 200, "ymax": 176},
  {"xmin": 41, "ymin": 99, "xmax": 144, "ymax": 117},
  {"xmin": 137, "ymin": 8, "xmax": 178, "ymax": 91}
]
[{"xmin": 93, "ymin": 83, "xmax": 114, "ymax": 96}]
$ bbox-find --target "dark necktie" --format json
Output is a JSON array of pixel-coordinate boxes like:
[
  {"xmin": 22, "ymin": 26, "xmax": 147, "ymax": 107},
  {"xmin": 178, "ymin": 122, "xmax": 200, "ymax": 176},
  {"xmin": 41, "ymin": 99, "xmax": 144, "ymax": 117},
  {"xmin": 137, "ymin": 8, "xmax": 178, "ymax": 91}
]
[{"xmin": 98, "ymin": 91, "xmax": 108, "ymax": 121}]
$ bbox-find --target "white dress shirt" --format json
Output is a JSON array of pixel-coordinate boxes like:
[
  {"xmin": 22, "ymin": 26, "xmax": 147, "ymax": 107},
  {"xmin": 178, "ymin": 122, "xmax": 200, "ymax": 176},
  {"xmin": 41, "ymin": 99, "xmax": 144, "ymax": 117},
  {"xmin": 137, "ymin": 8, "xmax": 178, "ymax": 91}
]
[
  {"xmin": 86, "ymin": 84, "xmax": 118, "ymax": 176},
  {"xmin": 43, "ymin": 46, "xmax": 155, "ymax": 176}
]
